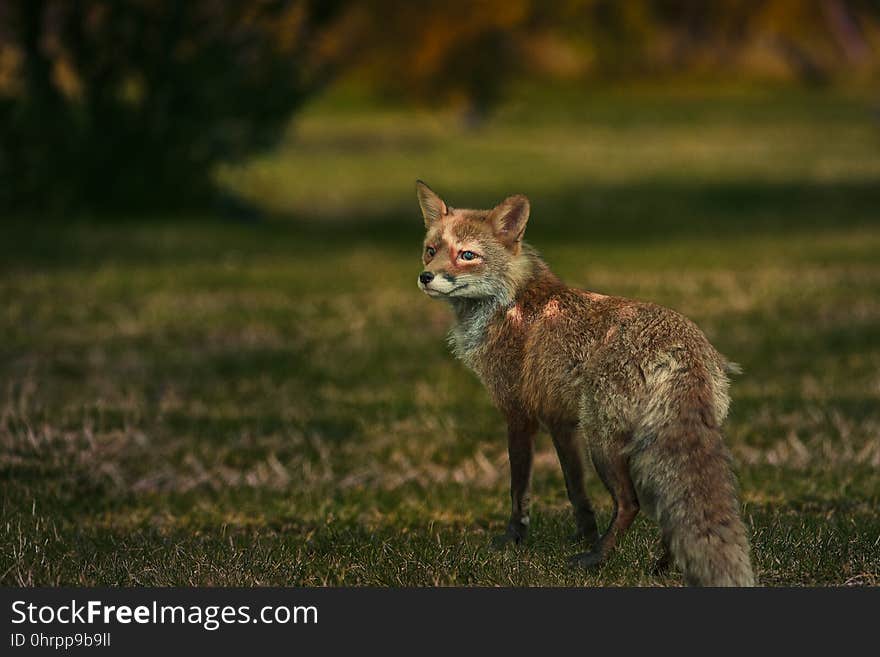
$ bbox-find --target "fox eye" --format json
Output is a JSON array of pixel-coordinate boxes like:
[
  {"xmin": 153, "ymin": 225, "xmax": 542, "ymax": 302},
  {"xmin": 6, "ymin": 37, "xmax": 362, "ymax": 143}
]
[
  {"xmin": 425, "ymin": 246, "xmax": 436, "ymax": 257},
  {"xmin": 460, "ymin": 250, "xmax": 478, "ymax": 261}
]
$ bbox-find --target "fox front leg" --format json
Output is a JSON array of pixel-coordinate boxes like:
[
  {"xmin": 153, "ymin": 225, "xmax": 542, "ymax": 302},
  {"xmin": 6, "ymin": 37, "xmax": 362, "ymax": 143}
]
[{"xmin": 493, "ymin": 415, "xmax": 538, "ymax": 547}]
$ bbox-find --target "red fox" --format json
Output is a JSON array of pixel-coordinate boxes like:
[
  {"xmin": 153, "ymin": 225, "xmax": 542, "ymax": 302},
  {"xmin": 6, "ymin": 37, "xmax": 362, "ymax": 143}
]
[{"xmin": 415, "ymin": 180, "xmax": 755, "ymax": 586}]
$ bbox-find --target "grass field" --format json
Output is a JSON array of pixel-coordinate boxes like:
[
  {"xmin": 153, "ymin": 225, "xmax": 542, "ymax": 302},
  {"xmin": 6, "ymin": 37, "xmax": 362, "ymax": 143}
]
[{"xmin": 2, "ymin": 86, "xmax": 879, "ymax": 586}]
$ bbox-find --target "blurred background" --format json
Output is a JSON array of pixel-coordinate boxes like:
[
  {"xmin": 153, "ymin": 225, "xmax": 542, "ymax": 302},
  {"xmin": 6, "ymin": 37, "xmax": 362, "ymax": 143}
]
[
  {"xmin": 2, "ymin": 0, "xmax": 880, "ymax": 210},
  {"xmin": 1, "ymin": 1, "xmax": 879, "ymax": 586}
]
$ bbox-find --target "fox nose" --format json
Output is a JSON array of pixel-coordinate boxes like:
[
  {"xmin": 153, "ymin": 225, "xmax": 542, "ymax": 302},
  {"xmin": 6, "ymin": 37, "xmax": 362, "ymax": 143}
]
[{"xmin": 419, "ymin": 271, "xmax": 434, "ymax": 285}]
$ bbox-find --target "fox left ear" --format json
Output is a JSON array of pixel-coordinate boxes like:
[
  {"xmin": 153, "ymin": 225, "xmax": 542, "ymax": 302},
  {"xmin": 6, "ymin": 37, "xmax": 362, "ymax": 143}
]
[
  {"xmin": 416, "ymin": 180, "xmax": 449, "ymax": 227},
  {"xmin": 488, "ymin": 194, "xmax": 530, "ymax": 252}
]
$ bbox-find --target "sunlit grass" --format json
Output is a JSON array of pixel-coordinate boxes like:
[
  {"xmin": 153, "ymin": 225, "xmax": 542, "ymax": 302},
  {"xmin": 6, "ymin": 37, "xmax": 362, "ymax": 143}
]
[{"xmin": 219, "ymin": 85, "xmax": 880, "ymax": 217}]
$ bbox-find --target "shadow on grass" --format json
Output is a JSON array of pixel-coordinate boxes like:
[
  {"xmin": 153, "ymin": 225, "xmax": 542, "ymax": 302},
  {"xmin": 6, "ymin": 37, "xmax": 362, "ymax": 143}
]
[{"xmin": 2, "ymin": 178, "xmax": 879, "ymax": 270}]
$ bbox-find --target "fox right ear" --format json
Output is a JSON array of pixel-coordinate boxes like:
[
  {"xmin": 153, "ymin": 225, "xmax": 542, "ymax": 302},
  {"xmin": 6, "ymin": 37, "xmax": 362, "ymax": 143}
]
[
  {"xmin": 488, "ymin": 194, "xmax": 530, "ymax": 253},
  {"xmin": 416, "ymin": 180, "xmax": 449, "ymax": 227}
]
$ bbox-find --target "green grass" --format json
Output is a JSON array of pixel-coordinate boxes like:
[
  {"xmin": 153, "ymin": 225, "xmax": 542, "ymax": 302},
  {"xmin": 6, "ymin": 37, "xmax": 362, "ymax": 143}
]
[{"xmin": 2, "ymin": 86, "xmax": 879, "ymax": 586}]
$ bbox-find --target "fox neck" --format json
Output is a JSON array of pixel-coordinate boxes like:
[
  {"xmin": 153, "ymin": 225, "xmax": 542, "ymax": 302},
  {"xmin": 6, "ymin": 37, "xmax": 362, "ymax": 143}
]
[{"xmin": 447, "ymin": 244, "xmax": 553, "ymax": 359}]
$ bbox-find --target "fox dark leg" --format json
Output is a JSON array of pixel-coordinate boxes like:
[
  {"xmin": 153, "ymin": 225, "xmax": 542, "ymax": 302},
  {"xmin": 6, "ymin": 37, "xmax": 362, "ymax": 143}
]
[
  {"xmin": 494, "ymin": 415, "xmax": 538, "ymax": 547},
  {"xmin": 549, "ymin": 421, "xmax": 599, "ymax": 544},
  {"xmin": 652, "ymin": 537, "xmax": 674, "ymax": 575},
  {"xmin": 571, "ymin": 442, "xmax": 639, "ymax": 568}
]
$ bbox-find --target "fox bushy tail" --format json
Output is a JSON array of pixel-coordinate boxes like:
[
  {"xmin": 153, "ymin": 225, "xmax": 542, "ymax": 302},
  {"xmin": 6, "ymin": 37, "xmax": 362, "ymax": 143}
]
[{"xmin": 631, "ymin": 410, "xmax": 755, "ymax": 587}]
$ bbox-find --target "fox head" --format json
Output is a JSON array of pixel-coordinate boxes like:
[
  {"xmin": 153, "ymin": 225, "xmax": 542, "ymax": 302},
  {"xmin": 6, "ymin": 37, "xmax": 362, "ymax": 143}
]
[{"xmin": 416, "ymin": 180, "xmax": 532, "ymax": 302}]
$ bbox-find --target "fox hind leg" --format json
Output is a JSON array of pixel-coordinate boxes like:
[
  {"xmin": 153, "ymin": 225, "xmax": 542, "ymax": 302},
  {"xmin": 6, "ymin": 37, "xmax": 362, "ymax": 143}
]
[
  {"xmin": 570, "ymin": 437, "xmax": 639, "ymax": 569},
  {"xmin": 651, "ymin": 537, "xmax": 674, "ymax": 575}
]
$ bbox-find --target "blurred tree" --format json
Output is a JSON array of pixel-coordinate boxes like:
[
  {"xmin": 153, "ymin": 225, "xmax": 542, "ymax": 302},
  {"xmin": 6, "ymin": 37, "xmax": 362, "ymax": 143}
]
[
  {"xmin": 0, "ymin": 0, "xmax": 352, "ymax": 210},
  {"xmin": 352, "ymin": 0, "xmax": 533, "ymax": 125},
  {"xmin": 348, "ymin": 0, "xmax": 878, "ymax": 123},
  {"xmin": 1, "ymin": 0, "xmax": 876, "ymax": 212}
]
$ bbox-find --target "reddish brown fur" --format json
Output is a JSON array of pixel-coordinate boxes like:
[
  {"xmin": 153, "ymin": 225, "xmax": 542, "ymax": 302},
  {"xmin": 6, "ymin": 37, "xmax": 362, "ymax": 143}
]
[{"xmin": 415, "ymin": 181, "xmax": 755, "ymax": 586}]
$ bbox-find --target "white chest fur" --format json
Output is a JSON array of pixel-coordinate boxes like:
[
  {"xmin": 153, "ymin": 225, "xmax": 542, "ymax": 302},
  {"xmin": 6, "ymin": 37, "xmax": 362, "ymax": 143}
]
[{"xmin": 448, "ymin": 298, "xmax": 506, "ymax": 367}]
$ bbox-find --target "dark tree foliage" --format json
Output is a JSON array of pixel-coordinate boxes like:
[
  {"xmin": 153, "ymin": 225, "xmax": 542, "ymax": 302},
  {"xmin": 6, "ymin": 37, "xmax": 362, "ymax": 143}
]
[
  {"xmin": 0, "ymin": 0, "xmax": 345, "ymax": 210},
  {"xmin": 350, "ymin": 0, "xmax": 877, "ymax": 124}
]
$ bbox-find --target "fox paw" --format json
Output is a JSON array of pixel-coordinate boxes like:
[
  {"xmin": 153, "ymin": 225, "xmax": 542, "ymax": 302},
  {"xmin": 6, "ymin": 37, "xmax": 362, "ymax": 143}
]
[
  {"xmin": 651, "ymin": 552, "xmax": 673, "ymax": 576},
  {"xmin": 492, "ymin": 520, "xmax": 528, "ymax": 548},
  {"xmin": 569, "ymin": 527, "xmax": 600, "ymax": 546},
  {"xmin": 569, "ymin": 549, "xmax": 605, "ymax": 569}
]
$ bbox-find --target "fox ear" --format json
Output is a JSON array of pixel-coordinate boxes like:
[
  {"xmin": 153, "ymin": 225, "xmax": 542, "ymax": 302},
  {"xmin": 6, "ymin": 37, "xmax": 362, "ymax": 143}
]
[
  {"xmin": 488, "ymin": 194, "xmax": 530, "ymax": 251},
  {"xmin": 416, "ymin": 180, "xmax": 449, "ymax": 227}
]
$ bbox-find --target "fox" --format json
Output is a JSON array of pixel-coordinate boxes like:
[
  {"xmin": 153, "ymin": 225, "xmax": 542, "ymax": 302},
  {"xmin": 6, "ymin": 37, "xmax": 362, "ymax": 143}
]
[{"xmin": 415, "ymin": 180, "xmax": 755, "ymax": 586}]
